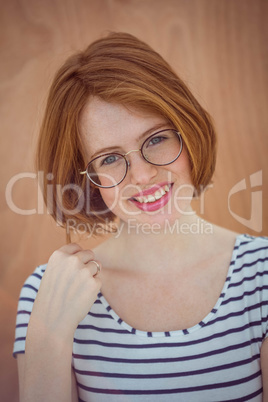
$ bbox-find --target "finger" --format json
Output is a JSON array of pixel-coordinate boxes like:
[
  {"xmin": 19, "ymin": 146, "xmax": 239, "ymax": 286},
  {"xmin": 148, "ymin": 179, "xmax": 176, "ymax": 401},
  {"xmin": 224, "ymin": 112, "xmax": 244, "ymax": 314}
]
[
  {"xmin": 87, "ymin": 260, "xmax": 102, "ymax": 277},
  {"xmin": 59, "ymin": 243, "xmax": 82, "ymax": 254},
  {"xmin": 74, "ymin": 250, "xmax": 95, "ymax": 265}
]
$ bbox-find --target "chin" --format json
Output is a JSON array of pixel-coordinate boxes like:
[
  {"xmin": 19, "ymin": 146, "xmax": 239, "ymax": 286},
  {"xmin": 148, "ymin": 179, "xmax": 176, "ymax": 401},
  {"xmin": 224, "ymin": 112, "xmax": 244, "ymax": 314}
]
[
  {"xmin": 101, "ymin": 179, "xmax": 195, "ymax": 230},
  {"xmin": 115, "ymin": 203, "xmax": 193, "ymax": 231}
]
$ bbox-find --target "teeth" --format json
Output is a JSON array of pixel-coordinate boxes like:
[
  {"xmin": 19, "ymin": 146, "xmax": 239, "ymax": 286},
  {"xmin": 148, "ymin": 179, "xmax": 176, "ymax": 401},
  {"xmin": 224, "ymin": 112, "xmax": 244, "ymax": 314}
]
[
  {"xmin": 154, "ymin": 191, "xmax": 162, "ymax": 200},
  {"xmin": 133, "ymin": 184, "xmax": 171, "ymax": 204},
  {"xmin": 147, "ymin": 194, "xmax": 156, "ymax": 202}
]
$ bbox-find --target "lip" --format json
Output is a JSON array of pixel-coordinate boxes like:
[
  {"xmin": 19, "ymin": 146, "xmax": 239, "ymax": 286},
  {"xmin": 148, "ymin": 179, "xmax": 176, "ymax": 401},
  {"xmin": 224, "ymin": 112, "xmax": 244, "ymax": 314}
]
[{"xmin": 129, "ymin": 182, "xmax": 173, "ymax": 212}]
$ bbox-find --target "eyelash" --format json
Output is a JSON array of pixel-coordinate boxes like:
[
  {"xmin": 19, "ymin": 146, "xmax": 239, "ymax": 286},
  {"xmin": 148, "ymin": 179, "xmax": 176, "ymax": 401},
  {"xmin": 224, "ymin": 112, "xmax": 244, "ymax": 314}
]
[
  {"xmin": 101, "ymin": 155, "xmax": 120, "ymax": 166},
  {"xmin": 147, "ymin": 135, "xmax": 167, "ymax": 147}
]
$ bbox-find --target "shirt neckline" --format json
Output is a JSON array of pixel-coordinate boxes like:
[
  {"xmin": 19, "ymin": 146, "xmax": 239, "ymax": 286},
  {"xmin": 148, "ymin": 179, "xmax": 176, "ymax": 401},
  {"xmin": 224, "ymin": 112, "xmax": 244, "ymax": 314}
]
[{"xmin": 98, "ymin": 234, "xmax": 244, "ymax": 338}]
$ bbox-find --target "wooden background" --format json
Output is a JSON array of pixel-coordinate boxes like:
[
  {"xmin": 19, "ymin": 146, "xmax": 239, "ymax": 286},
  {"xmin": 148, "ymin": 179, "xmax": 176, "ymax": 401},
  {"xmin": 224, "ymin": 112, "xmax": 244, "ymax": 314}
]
[{"xmin": 1, "ymin": 0, "xmax": 267, "ymax": 400}]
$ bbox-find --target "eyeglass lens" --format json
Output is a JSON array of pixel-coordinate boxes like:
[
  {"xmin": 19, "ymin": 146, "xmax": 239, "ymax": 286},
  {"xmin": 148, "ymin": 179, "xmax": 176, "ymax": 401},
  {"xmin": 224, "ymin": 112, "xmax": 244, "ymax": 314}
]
[{"xmin": 86, "ymin": 130, "xmax": 182, "ymax": 188}]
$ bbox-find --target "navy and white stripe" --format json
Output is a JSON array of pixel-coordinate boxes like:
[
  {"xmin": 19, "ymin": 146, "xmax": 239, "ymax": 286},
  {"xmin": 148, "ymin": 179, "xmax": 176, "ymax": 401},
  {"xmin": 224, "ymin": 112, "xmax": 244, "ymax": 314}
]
[{"xmin": 13, "ymin": 234, "xmax": 268, "ymax": 401}]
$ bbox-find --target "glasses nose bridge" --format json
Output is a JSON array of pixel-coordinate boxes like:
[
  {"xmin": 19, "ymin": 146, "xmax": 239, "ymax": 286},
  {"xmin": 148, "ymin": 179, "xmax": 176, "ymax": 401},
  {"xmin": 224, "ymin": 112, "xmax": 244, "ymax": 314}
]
[
  {"xmin": 124, "ymin": 148, "xmax": 141, "ymax": 158},
  {"xmin": 124, "ymin": 148, "xmax": 142, "ymax": 166}
]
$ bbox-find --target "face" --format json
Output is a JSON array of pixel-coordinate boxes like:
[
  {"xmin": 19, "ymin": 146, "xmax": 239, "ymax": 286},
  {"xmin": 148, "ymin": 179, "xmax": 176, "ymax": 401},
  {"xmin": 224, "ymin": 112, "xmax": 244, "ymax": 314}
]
[{"xmin": 79, "ymin": 97, "xmax": 194, "ymax": 227}]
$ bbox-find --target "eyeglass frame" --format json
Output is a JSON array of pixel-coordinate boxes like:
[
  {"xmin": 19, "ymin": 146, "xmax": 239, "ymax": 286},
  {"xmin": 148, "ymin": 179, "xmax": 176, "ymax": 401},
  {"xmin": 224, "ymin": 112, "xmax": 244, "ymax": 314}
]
[{"xmin": 80, "ymin": 129, "xmax": 183, "ymax": 188}]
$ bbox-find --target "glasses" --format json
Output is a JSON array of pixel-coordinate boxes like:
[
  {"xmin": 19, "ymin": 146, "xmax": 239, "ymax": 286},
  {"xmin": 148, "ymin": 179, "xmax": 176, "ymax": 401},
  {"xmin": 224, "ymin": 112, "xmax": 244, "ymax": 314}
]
[{"xmin": 80, "ymin": 129, "xmax": 183, "ymax": 188}]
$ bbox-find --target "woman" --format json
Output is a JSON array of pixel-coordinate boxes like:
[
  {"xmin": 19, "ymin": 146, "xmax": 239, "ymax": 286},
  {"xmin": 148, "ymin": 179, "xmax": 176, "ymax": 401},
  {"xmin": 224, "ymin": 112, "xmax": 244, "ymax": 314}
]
[{"xmin": 13, "ymin": 32, "xmax": 268, "ymax": 401}]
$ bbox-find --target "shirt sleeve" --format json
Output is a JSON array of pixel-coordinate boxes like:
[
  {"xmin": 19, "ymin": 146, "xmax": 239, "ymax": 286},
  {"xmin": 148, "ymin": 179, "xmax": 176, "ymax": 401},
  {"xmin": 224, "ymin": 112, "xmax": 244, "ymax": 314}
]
[
  {"xmin": 253, "ymin": 237, "xmax": 268, "ymax": 341},
  {"xmin": 13, "ymin": 264, "xmax": 47, "ymax": 357},
  {"xmin": 262, "ymin": 254, "xmax": 268, "ymax": 341}
]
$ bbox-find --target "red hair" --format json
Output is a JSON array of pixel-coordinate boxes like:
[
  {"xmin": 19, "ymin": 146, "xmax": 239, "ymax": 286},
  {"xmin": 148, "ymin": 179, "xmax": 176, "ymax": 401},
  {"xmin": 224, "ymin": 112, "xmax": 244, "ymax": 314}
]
[{"xmin": 36, "ymin": 32, "xmax": 217, "ymax": 234}]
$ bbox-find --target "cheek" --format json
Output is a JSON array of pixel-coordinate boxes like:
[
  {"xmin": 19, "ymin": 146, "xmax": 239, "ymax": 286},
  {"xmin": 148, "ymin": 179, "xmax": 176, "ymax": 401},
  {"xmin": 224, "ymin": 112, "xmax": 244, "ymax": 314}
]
[
  {"xmin": 100, "ymin": 184, "xmax": 135, "ymax": 216},
  {"xmin": 172, "ymin": 147, "xmax": 193, "ymax": 183},
  {"xmin": 98, "ymin": 149, "xmax": 193, "ymax": 216},
  {"xmin": 171, "ymin": 149, "xmax": 195, "ymax": 211},
  {"xmin": 99, "ymin": 187, "xmax": 121, "ymax": 212}
]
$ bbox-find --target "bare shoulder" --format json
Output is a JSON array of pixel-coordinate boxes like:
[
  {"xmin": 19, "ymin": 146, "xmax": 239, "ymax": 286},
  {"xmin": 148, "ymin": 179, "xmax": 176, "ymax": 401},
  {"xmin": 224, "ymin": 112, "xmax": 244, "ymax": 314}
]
[
  {"xmin": 208, "ymin": 224, "xmax": 240, "ymax": 254},
  {"xmin": 190, "ymin": 223, "xmax": 240, "ymax": 278}
]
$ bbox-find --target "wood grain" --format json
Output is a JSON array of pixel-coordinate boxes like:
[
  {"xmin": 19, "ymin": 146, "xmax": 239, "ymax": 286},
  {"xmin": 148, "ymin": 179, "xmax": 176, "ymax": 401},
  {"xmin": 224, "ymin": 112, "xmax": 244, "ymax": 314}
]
[{"xmin": 0, "ymin": 0, "xmax": 267, "ymax": 400}]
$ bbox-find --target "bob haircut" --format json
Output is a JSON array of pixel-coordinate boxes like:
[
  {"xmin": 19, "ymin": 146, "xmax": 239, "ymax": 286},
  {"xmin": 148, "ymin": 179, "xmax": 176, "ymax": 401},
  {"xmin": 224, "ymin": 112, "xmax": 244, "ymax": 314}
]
[{"xmin": 36, "ymin": 32, "xmax": 217, "ymax": 235}]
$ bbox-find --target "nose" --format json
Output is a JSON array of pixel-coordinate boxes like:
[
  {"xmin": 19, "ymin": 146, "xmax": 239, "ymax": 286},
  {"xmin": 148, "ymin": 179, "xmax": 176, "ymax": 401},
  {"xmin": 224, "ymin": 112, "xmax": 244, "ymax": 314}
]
[{"xmin": 126, "ymin": 150, "xmax": 158, "ymax": 185}]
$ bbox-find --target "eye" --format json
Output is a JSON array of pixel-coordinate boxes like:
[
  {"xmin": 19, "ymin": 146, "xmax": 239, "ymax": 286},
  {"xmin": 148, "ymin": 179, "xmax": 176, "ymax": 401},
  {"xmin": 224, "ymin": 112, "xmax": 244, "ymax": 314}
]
[
  {"xmin": 148, "ymin": 135, "xmax": 167, "ymax": 146},
  {"xmin": 99, "ymin": 154, "xmax": 120, "ymax": 166}
]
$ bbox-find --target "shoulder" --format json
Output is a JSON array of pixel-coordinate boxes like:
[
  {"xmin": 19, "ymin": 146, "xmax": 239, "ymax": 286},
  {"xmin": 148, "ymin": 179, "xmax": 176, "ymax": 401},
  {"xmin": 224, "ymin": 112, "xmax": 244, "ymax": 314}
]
[
  {"xmin": 232, "ymin": 234, "xmax": 268, "ymax": 285},
  {"xmin": 234, "ymin": 234, "xmax": 268, "ymax": 261},
  {"xmin": 24, "ymin": 263, "xmax": 47, "ymax": 284},
  {"xmin": 13, "ymin": 264, "xmax": 48, "ymax": 356},
  {"xmin": 19, "ymin": 264, "xmax": 47, "ymax": 298}
]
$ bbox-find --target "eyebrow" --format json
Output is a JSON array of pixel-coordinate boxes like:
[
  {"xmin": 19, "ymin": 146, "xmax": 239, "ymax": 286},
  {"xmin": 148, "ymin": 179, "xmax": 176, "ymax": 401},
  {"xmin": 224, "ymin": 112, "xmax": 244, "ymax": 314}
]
[{"xmin": 89, "ymin": 122, "xmax": 170, "ymax": 160}]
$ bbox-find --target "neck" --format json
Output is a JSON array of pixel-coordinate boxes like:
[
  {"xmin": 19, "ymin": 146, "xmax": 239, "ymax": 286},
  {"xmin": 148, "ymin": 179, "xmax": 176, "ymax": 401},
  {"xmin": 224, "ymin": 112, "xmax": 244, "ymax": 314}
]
[{"xmin": 109, "ymin": 212, "xmax": 214, "ymax": 273}]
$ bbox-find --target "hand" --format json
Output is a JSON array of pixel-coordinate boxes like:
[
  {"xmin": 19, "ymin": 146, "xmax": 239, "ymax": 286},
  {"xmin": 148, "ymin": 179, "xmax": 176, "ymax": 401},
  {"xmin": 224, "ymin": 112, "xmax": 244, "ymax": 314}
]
[{"xmin": 30, "ymin": 243, "xmax": 102, "ymax": 336}]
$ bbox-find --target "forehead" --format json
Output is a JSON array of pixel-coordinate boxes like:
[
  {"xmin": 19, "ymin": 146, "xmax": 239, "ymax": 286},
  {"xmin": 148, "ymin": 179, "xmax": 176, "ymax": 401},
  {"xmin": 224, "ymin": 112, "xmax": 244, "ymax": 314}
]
[{"xmin": 79, "ymin": 97, "xmax": 167, "ymax": 155}]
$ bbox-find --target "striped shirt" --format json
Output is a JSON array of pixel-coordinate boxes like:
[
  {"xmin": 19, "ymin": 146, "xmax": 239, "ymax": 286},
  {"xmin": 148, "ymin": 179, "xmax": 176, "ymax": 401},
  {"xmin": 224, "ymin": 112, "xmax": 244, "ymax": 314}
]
[{"xmin": 13, "ymin": 234, "xmax": 268, "ymax": 401}]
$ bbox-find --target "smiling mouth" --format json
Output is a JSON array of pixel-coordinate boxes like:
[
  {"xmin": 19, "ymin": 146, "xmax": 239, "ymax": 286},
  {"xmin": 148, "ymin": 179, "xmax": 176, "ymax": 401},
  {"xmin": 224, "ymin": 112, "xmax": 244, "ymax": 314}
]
[
  {"xmin": 128, "ymin": 183, "xmax": 173, "ymax": 212},
  {"xmin": 131, "ymin": 184, "xmax": 172, "ymax": 204}
]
